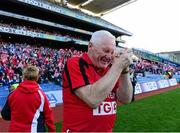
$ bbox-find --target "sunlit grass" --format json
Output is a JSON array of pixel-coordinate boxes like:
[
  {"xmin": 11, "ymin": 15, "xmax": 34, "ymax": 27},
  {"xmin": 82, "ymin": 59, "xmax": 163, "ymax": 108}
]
[{"xmin": 55, "ymin": 88, "xmax": 180, "ymax": 132}]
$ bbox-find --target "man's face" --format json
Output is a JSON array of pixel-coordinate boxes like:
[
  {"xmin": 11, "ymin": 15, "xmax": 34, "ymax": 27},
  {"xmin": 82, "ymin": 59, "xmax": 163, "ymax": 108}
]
[{"xmin": 89, "ymin": 39, "xmax": 116, "ymax": 69}]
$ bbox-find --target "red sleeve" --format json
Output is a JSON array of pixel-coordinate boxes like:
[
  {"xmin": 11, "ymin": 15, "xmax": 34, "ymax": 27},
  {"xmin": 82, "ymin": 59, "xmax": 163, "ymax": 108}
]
[
  {"xmin": 64, "ymin": 58, "xmax": 89, "ymax": 91},
  {"xmin": 42, "ymin": 92, "xmax": 56, "ymax": 132}
]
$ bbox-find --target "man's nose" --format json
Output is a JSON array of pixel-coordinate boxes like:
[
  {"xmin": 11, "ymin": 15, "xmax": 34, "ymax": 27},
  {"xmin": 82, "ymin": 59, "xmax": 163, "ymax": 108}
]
[{"xmin": 105, "ymin": 53, "xmax": 112, "ymax": 59}]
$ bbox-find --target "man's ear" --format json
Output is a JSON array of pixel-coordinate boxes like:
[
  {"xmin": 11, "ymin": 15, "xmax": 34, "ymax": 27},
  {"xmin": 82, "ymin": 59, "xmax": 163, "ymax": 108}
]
[
  {"xmin": 88, "ymin": 42, "xmax": 93, "ymax": 50},
  {"xmin": 35, "ymin": 75, "xmax": 40, "ymax": 82}
]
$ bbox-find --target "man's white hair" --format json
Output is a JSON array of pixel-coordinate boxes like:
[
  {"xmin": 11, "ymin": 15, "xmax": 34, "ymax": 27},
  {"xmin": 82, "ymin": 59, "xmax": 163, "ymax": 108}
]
[{"xmin": 90, "ymin": 30, "xmax": 115, "ymax": 46}]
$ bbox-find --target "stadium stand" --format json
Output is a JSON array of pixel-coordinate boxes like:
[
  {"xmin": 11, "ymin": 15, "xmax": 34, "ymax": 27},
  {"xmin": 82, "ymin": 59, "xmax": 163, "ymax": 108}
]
[
  {"xmin": 0, "ymin": 0, "xmax": 133, "ymax": 110},
  {"xmin": 0, "ymin": 0, "xmax": 180, "ymax": 111}
]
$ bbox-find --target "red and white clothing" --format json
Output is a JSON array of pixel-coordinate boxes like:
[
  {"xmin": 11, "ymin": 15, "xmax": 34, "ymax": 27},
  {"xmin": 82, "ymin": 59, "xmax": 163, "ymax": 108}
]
[
  {"xmin": 62, "ymin": 53, "xmax": 119, "ymax": 132},
  {"xmin": 1, "ymin": 80, "xmax": 55, "ymax": 132}
]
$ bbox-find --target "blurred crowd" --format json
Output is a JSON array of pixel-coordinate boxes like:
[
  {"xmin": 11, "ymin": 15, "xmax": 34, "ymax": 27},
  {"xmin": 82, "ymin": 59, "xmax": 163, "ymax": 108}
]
[
  {"xmin": 0, "ymin": 41, "xmax": 179, "ymax": 88},
  {"xmin": 130, "ymin": 59, "xmax": 180, "ymax": 79},
  {"xmin": 0, "ymin": 41, "xmax": 83, "ymax": 87}
]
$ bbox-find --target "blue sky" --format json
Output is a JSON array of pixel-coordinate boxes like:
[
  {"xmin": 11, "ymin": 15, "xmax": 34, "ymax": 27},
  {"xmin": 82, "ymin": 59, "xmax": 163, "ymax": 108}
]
[{"xmin": 103, "ymin": 0, "xmax": 180, "ymax": 53}]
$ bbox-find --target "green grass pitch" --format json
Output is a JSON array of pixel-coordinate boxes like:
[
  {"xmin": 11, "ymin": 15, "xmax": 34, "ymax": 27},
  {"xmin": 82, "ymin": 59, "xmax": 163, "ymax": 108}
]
[{"xmin": 55, "ymin": 87, "xmax": 180, "ymax": 132}]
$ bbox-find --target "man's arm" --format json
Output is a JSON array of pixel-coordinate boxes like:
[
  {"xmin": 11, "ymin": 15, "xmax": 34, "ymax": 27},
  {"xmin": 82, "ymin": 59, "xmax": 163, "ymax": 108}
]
[
  {"xmin": 75, "ymin": 64, "xmax": 124, "ymax": 108},
  {"xmin": 116, "ymin": 73, "xmax": 133, "ymax": 104},
  {"xmin": 75, "ymin": 52, "xmax": 132, "ymax": 108},
  {"xmin": 42, "ymin": 92, "xmax": 56, "ymax": 132},
  {"xmin": 1, "ymin": 99, "xmax": 11, "ymax": 120}
]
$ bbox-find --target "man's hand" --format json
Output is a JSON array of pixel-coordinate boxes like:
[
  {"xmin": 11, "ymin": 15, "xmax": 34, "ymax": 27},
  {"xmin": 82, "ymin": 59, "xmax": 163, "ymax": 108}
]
[{"xmin": 113, "ymin": 47, "xmax": 133, "ymax": 71}]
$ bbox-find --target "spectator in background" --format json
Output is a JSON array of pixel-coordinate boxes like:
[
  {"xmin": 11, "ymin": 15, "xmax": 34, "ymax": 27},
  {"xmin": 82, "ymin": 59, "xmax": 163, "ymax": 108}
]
[
  {"xmin": 62, "ymin": 30, "xmax": 133, "ymax": 132},
  {"xmin": 1, "ymin": 66, "xmax": 55, "ymax": 132},
  {"xmin": 129, "ymin": 68, "xmax": 137, "ymax": 102},
  {"xmin": 8, "ymin": 83, "xmax": 19, "ymax": 93},
  {"xmin": 135, "ymin": 60, "xmax": 145, "ymax": 77},
  {"xmin": 165, "ymin": 68, "xmax": 173, "ymax": 79}
]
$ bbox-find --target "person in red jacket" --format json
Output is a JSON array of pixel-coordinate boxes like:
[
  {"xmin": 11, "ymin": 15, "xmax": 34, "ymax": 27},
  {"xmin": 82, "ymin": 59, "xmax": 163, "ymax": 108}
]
[{"xmin": 1, "ymin": 66, "xmax": 55, "ymax": 132}]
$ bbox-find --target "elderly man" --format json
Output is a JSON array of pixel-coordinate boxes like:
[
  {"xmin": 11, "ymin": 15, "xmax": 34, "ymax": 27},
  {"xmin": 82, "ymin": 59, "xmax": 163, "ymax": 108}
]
[{"xmin": 62, "ymin": 30, "xmax": 133, "ymax": 132}]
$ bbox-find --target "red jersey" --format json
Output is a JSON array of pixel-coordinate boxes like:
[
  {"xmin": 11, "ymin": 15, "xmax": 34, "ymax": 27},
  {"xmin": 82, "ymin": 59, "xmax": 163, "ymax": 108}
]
[{"xmin": 62, "ymin": 53, "xmax": 119, "ymax": 132}]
